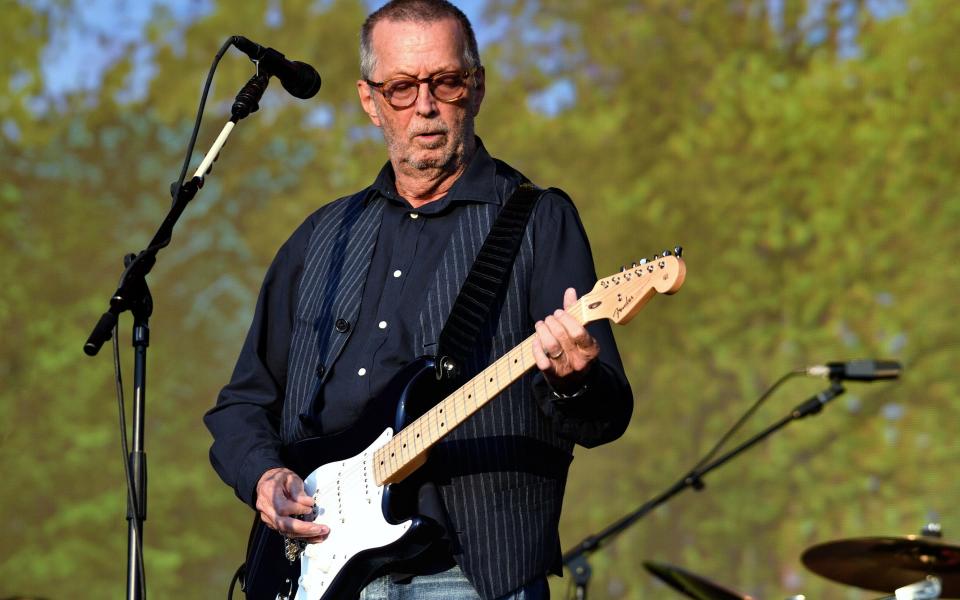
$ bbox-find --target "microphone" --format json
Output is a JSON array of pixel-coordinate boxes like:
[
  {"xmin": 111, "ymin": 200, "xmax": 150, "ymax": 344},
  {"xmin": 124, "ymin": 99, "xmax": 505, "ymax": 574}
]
[
  {"xmin": 232, "ymin": 36, "xmax": 321, "ymax": 99},
  {"xmin": 806, "ymin": 360, "xmax": 902, "ymax": 381}
]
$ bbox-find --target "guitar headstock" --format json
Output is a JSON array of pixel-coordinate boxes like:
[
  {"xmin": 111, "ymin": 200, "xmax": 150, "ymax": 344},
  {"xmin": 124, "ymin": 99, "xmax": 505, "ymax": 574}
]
[{"xmin": 580, "ymin": 247, "xmax": 686, "ymax": 325}]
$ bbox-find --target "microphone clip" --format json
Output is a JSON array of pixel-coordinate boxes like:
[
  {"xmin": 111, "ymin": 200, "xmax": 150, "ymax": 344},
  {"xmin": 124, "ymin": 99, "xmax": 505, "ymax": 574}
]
[
  {"xmin": 792, "ymin": 380, "xmax": 846, "ymax": 419},
  {"xmin": 231, "ymin": 73, "xmax": 270, "ymax": 122}
]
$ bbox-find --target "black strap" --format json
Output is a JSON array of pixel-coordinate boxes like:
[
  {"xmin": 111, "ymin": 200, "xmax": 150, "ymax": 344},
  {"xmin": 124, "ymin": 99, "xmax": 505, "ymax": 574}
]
[{"xmin": 435, "ymin": 181, "xmax": 549, "ymax": 379}]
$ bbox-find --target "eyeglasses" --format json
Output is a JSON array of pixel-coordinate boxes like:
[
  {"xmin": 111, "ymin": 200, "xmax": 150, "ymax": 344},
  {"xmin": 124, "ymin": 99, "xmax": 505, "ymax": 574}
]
[{"xmin": 365, "ymin": 68, "xmax": 481, "ymax": 109}]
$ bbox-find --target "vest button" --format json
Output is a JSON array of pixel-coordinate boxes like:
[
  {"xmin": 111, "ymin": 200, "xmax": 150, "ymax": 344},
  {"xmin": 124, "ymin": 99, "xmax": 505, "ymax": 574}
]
[
  {"xmin": 334, "ymin": 318, "xmax": 350, "ymax": 333},
  {"xmin": 315, "ymin": 363, "xmax": 325, "ymax": 377}
]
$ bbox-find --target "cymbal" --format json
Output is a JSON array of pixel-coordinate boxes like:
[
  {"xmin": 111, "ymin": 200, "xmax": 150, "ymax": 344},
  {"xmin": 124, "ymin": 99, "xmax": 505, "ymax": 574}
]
[
  {"xmin": 643, "ymin": 560, "xmax": 753, "ymax": 600},
  {"xmin": 802, "ymin": 536, "xmax": 960, "ymax": 597}
]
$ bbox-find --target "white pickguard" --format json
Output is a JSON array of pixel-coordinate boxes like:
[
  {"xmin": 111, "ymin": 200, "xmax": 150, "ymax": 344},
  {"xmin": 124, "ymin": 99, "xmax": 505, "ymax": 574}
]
[{"xmin": 292, "ymin": 428, "xmax": 412, "ymax": 600}]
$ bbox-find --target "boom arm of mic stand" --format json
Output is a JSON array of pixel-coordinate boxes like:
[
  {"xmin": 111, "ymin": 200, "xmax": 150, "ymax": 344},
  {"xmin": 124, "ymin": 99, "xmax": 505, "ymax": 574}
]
[
  {"xmin": 83, "ymin": 74, "xmax": 268, "ymax": 356},
  {"xmin": 561, "ymin": 380, "xmax": 846, "ymax": 594}
]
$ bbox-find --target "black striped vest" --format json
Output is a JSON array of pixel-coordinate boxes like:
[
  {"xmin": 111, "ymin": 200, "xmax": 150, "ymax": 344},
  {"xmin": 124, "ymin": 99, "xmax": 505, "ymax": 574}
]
[{"xmin": 283, "ymin": 164, "xmax": 574, "ymax": 598}]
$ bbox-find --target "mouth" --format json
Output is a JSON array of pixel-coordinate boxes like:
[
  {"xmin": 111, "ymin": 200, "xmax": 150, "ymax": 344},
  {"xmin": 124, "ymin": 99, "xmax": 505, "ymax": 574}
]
[{"xmin": 412, "ymin": 131, "xmax": 447, "ymax": 147}]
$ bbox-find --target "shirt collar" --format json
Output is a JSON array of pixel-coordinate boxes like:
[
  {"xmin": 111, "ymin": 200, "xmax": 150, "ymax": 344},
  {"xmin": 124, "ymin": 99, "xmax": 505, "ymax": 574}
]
[{"xmin": 367, "ymin": 137, "xmax": 502, "ymax": 211}]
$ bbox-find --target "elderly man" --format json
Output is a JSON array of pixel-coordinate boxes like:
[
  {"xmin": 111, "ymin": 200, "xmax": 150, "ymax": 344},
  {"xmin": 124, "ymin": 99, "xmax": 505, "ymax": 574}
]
[{"xmin": 205, "ymin": 1, "xmax": 632, "ymax": 599}]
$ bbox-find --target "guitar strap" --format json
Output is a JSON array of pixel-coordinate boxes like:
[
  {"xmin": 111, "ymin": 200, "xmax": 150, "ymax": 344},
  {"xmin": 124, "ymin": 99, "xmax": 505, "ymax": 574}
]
[{"xmin": 434, "ymin": 181, "xmax": 554, "ymax": 379}]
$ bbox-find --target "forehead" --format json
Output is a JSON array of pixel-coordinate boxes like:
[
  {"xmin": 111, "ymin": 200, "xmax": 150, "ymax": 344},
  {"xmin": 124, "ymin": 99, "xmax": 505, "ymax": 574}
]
[{"xmin": 369, "ymin": 17, "xmax": 466, "ymax": 78}]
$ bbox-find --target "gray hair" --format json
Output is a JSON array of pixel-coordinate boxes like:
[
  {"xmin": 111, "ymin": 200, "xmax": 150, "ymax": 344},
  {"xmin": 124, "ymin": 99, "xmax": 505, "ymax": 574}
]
[{"xmin": 360, "ymin": 0, "xmax": 481, "ymax": 80}]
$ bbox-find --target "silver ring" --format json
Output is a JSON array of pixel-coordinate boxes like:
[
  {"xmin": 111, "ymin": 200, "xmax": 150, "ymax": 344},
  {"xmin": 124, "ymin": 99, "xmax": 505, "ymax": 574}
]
[{"xmin": 548, "ymin": 349, "xmax": 564, "ymax": 360}]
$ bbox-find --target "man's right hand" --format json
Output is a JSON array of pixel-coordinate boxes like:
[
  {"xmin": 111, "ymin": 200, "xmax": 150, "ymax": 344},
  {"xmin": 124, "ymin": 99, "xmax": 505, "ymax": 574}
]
[{"xmin": 255, "ymin": 467, "xmax": 330, "ymax": 543}]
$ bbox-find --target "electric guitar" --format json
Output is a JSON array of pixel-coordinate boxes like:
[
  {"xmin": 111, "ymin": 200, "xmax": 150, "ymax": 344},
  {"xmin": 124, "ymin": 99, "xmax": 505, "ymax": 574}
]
[{"xmin": 241, "ymin": 251, "xmax": 687, "ymax": 600}]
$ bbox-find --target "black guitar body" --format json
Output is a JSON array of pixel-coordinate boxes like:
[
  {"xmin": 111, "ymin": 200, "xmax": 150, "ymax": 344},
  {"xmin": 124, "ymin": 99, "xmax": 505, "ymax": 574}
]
[{"xmin": 242, "ymin": 357, "xmax": 449, "ymax": 600}]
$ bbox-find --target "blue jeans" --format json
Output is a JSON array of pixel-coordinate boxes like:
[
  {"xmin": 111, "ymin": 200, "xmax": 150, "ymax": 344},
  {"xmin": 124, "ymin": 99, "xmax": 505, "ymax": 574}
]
[{"xmin": 359, "ymin": 565, "xmax": 549, "ymax": 600}]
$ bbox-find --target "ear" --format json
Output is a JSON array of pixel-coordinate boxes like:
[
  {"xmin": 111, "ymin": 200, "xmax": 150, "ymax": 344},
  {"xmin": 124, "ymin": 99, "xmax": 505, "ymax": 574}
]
[
  {"xmin": 470, "ymin": 67, "xmax": 486, "ymax": 117},
  {"xmin": 357, "ymin": 80, "xmax": 382, "ymax": 127}
]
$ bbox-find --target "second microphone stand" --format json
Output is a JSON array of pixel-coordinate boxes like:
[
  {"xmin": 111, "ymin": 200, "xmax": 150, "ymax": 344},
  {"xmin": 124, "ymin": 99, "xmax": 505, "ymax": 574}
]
[{"xmin": 562, "ymin": 380, "xmax": 846, "ymax": 599}]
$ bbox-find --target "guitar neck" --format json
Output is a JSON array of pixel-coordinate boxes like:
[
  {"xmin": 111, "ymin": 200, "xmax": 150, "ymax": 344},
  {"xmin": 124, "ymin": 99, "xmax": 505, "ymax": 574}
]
[
  {"xmin": 371, "ymin": 252, "xmax": 686, "ymax": 486},
  {"xmin": 373, "ymin": 301, "xmax": 586, "ymax": 485}
]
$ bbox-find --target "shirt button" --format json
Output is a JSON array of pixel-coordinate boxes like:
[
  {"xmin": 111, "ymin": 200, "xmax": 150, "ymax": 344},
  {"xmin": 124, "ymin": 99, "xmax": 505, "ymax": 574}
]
[
  {"xmin": 335, "ymin": 318, "xmax": 350, "ymax": 333},
  {"xmin": 378, "ymin": 321, "xmax": 387, "ymax": 329},
  {"xmin": 393, "ymin": 269, "xmax": 402, "ymax": 278},
  {"xmin": 315, "ymin": 364, "xmax": 325, "ymax": 377},
  {"xmin": 358, "ymin": 368, "xmax": 367, "ymax": 377},
  {"xmin": 409, "ymin": 212, "xmax": 419, "ymax": 219}
]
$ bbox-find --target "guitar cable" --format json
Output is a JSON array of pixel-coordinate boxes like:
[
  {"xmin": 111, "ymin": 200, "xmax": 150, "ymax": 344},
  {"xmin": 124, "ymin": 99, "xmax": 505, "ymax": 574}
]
[
  {"xmin": 562, "ymin": 368, "xmax": 806, "ymax": 600},
  {"xmin": 688, "ymin": 368, "xmax": 806, "ymax": 475}
]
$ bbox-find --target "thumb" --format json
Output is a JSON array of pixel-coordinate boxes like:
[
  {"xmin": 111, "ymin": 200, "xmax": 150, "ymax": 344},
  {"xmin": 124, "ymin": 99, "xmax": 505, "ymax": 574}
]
[{"xmin": 563, "ymin": 287, "xmax": 578, "ymax": 311}]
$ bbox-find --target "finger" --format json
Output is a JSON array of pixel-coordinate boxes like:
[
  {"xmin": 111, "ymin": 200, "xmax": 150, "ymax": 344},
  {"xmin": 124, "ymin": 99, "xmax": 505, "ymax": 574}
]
[
  {"xmin": 275, "ymin": 488, "xmax": 310, "ymax": 516},
  {"xmin": 285, "ymin": 476, "xmax": 315, "ymax": 508},
  {"xmin": 275, "ymin": 516, "xmax": 330, "ymax": 539},
  {"xmin": 553, "ymin": 310, "xmax": 598, "ymax": 356},
  {"xmin": 531, "ymin": 335, "xmax": 552, "ymax": 372},
  {"xmin": 535, "ymin": 319, "xmax": 564, "ymax": 360},
  {"xmin": 302, "ymin": 524, "xmax": 333, "ymax": 544},
  {"xmin": 543, "ymin": 313, "xmax": 574, "ymax": 352},
  {"xmin": 563, "ymin": 287, "xmax": 578, "ymax": 311}
]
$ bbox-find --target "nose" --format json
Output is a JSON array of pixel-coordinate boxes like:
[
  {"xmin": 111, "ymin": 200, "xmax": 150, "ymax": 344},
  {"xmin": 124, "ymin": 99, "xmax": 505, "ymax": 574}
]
[{"xmin": 414, "ymin": 81, "xmax": 438, "ymax": 116}]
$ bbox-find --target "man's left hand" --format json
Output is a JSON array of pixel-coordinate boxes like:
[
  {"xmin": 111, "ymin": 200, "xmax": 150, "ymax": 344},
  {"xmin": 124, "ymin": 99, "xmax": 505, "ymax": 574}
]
[{"xmin": 533, "ymin": 287, "xmax": 600, "ymax": 393}]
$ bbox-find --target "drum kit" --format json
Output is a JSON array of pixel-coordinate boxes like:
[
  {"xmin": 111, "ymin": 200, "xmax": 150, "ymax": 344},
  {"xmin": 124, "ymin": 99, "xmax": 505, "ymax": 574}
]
[{"xmin": 644, "ymin": 525, "xmax": 960, "ymax": 599}]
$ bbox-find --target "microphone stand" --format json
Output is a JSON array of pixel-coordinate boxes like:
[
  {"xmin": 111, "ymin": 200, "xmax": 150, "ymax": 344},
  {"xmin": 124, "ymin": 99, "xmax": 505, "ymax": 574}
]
[
  {"xmin": 562, "ymin": 380, "xmax": 846, "ymax": 599},
  {"xmin": 83, "ymin": 71, "xmax": 271, "ymax": 600}
]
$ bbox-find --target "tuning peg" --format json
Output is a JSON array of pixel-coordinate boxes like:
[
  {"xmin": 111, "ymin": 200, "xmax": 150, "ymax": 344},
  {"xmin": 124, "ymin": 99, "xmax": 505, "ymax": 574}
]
[
  {"xmin": 661, "ymin": 249, "xmax": 672, "ymax": 257},
  {"xmin": 674, "ymin": 245, "xmax": 683, "ymax": 257},
  {"xmin": 631, "ymin": 261, "xmax": 638, "ymax": 268},
  {"xmin": 639, "ymin": 258, "xmax": 648, "ymax": 265},
  {"xmin": 620, "ymin": 265, "xmax": 626, "ymax": 272}
]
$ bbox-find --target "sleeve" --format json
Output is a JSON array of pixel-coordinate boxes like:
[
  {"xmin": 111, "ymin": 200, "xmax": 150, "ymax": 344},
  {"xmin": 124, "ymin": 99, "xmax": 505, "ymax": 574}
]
[
  {"xmin": 528, "ymin": 190, "xmax": 634, "ymax": 448},
  {"xmin": 203, "ymin": 218, "xmax": 313, "ymax": 508}
]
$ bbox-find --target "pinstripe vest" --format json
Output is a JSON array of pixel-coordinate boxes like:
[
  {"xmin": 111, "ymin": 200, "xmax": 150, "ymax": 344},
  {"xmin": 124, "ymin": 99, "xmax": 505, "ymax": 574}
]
[{"xmin": 283, "ymin": 164, "xmax": 574, "ymax": 598}]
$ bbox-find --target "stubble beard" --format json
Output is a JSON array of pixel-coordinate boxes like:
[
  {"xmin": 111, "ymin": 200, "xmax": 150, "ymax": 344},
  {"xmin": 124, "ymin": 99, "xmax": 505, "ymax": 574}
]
[{"xmin": 376, "ymin": 103, "xmax": 476, "ymax": 178}]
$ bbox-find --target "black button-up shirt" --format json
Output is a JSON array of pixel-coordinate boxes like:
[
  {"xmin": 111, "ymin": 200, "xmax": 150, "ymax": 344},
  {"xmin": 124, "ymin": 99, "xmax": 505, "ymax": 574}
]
[{"xmin": 205, "ymin": 140, "xmax": 632, "ymax": 508}]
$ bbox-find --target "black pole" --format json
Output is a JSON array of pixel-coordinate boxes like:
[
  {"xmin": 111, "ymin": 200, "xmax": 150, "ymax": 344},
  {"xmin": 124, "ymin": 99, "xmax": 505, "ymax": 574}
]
[
  {"xmin": 127, "ymin": 313, "xmax": 150, "ymax": 599},
  {"xmin": 562, "ymin": 381, "xmax": 846, "ymax": 596}
]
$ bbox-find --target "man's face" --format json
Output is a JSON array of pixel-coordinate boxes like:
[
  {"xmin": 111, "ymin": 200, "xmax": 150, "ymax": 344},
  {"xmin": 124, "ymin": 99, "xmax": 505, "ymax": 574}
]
[{"xmin": 358, "ymin": 18, "xmax": 485, "ymax": 177}]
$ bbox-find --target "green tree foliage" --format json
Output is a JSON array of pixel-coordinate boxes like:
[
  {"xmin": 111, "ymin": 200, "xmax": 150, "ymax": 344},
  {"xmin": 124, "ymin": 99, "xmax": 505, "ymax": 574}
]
[{"xmin": 1, "ymin": 1, "xmax": 957, "ymax": 598}]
